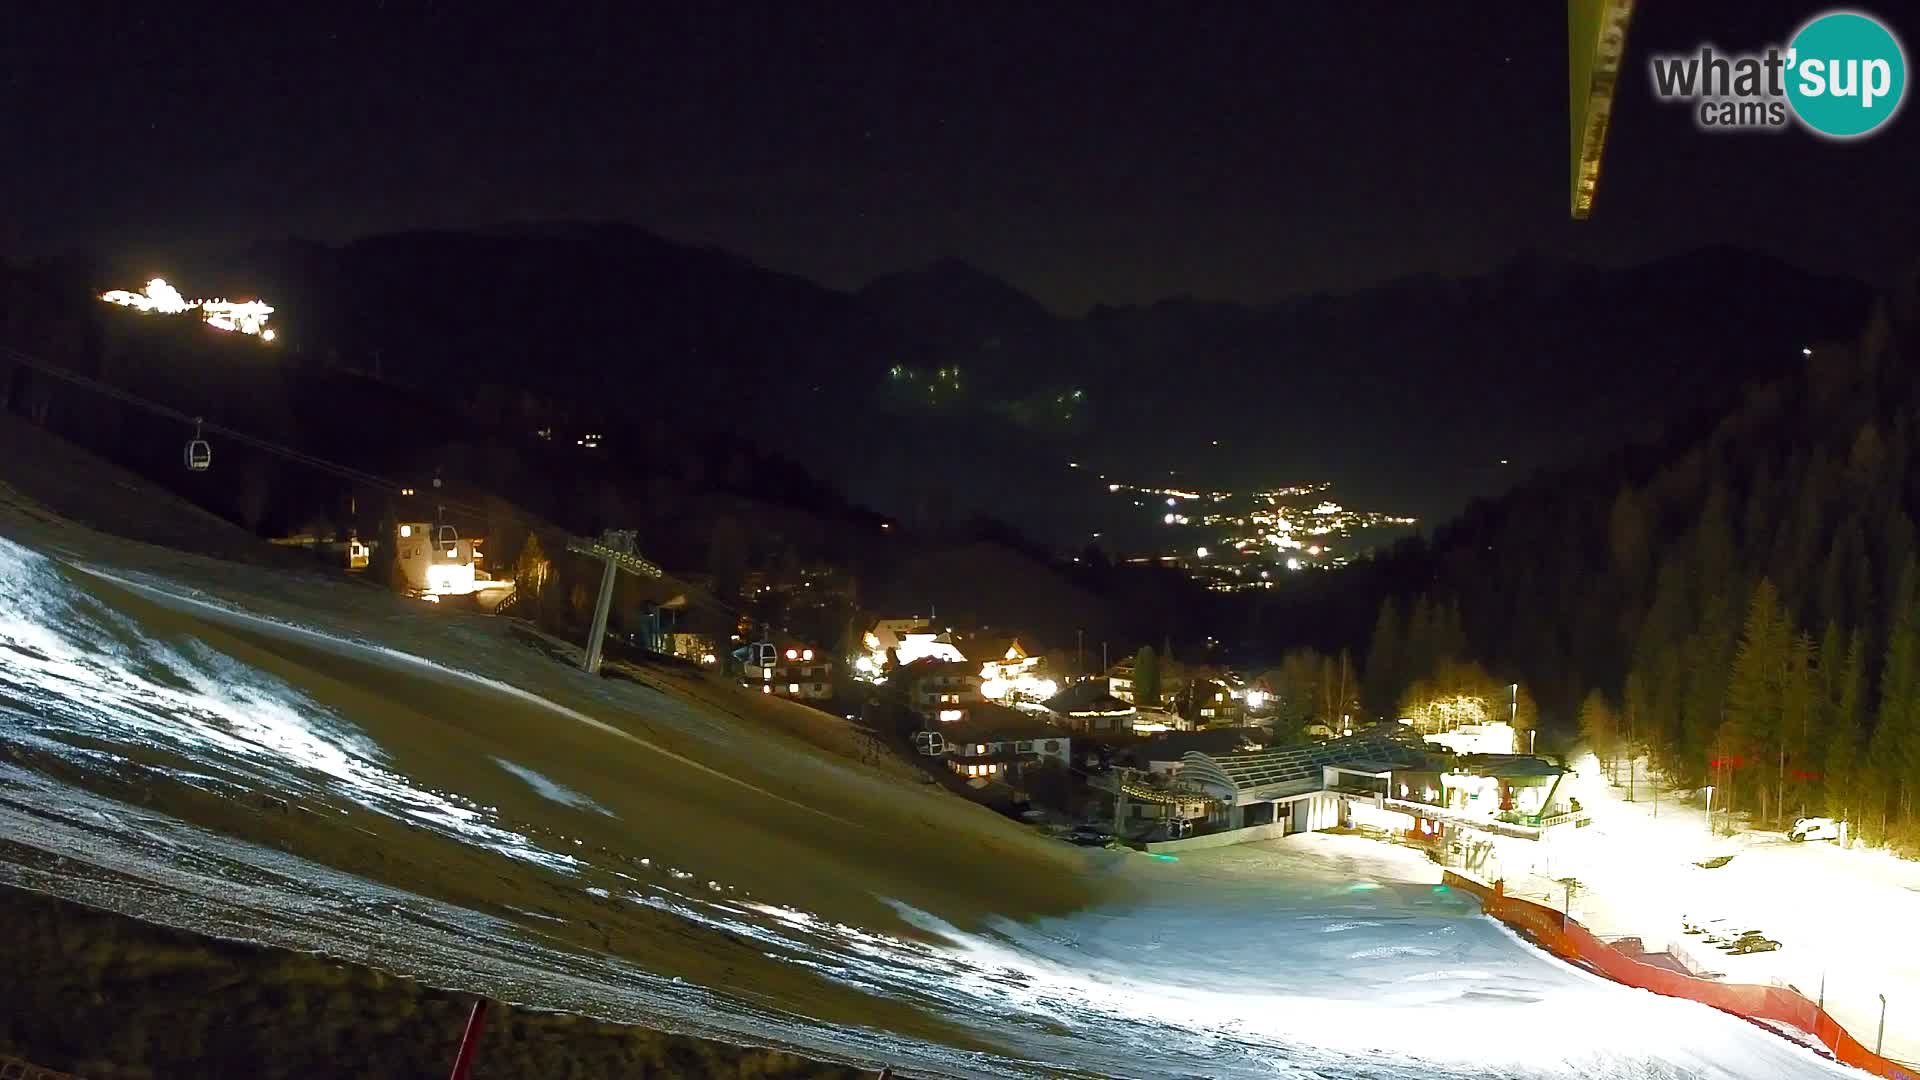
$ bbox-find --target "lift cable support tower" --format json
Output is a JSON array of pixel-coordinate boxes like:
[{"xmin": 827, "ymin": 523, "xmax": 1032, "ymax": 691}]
[{"xmin": 565, "ymin": 529, "xmax": 663, "ymax": 675}]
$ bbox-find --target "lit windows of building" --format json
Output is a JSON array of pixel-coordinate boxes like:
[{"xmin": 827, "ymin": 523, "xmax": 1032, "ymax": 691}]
[{"xmin": 739, "ymin": 639, "xmax": 835, "ymax": 701}]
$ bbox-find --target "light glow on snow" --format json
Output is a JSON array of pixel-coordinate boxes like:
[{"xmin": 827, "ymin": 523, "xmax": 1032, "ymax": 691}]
[{"xmin": 0, "ymin": 535, "xmax": 573, "ymax": 872}]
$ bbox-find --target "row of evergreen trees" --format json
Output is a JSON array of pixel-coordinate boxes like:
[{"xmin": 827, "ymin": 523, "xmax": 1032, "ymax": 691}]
[
  {"xmin": 1332, "ymin": 270, "xmax": 1920, "ymax": 848},
  {"xmin": 1577, "ymin": 570, "xmax": 1915, "ymax": 841}
]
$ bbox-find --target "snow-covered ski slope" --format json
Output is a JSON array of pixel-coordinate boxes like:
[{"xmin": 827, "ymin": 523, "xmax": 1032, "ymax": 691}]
[{"xmin": 0, "ymin": 518, "xmax": 1866, "ymax": 1078}]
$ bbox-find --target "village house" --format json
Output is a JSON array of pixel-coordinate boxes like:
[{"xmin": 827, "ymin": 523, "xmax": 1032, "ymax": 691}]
[
  {"xmin": 851, "ymin": 616, "xmax": 967, "ymax": 681},
  {"xmin": 897, "ymin": 657, "xmax": 983, "ymax": 722},
  {"xmin": 969, "ymin": 634, "xmax": 1058, "ymax": 703},
  {"xmin": 1106, "ymin": 657, "xmax": 1206, "ymax": 714},
  {"xmin": 966, "ymin": 634, "xmax": 1036, "ymax": 677},
  {"xmin": 913, "ymin": 708, "xmax": 1073, "ymax": 783},
  {"xmin": 740, "ymin": 638, "xmax": 835, "ymax": 701},
  {"xmin": 1180, "ymin": 676, "xmax": 1242, "ymax": 728},
  {"xmin": 1043, "ymin": 679, "xmax": 1137, "ymax": 734}
]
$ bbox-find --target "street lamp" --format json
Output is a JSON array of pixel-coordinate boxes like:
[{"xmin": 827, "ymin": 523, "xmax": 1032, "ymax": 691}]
[{"xmin": 1705, "ymin": 785, "xmax": 1715, "ymax": 835}]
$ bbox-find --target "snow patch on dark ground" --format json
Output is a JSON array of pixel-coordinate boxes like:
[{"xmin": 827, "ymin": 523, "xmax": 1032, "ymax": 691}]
[{"xmin": 492, "ymin": 756, "xmax": 617, "ymax": 817}]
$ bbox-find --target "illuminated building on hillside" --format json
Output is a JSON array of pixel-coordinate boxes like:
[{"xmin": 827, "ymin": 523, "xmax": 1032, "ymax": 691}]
[
  {"xmin": 898, "ymin": 658, "xmax": 984, "ymax": 722},
  {"xmin": 973, "ymin": 637, "xmax": 1058, "ymax": 703},
  {"xmin": 391, "ymin": 522, "xmax": 514, "ymax": 609},
  {"xmin": 850, "ymin": 617, "xmax": 968, "ymax": 682}
]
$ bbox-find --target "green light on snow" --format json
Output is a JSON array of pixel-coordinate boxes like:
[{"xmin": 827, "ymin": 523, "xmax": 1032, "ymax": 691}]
[{"xmin": 1348, "ymin": 882, "xmax": 1382, "ymax": 892}]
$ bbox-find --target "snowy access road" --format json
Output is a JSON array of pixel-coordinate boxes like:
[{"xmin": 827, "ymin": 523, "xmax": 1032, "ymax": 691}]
[{"xmin": 0, "ymin": 528, "xmax": 1868, "ymax": 1079}]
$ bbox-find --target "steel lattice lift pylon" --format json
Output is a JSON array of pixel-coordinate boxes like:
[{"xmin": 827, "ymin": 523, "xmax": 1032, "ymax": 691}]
[{"xmin": 565, "ymin": 529, "xmax": 664, "ymax": 675}]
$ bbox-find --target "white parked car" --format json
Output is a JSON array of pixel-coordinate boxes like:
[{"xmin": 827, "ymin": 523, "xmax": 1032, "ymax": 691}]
[{"xmin": 1789, "ymin": 817, "xmax": 1842, "ymax": 842}]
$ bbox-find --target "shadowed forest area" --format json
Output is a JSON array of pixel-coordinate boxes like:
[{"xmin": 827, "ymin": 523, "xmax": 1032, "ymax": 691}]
[{"xmin": 1311, "ymin": 264, "xmax": 1920, "ymax": 848}]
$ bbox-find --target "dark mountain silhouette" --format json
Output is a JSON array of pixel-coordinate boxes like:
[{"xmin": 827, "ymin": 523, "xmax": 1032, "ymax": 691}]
[
  {"xmin": 858, "ymin": 256, "xmax": 1060, "ymax": 348},
  {"xmin": 10, "ymin": 225, "xmax": 1875, "ymax": 549},
  {"xmin": 4, "ymin": 228, "xmax": 1904, "ymax": 719},
  {"xmin": 857, "ymin": 244, "xmax": 1870, "ymax": 533}
]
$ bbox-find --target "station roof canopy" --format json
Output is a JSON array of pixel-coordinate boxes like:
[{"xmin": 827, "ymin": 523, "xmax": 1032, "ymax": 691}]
[
  {"xmin": 1181, "ymin": 730, "xmax": 1439, "ymax": 805},
  {"xmin": 1454, "ymin": 754, "xmax": 1568, "ymax": 779},
  {"xmin": 1328, "ymin": 758, "xmax": 1417, "ymax": 777},
  {"xmin": 1121, "ymin": 777, "xmax": 1220, "ymax": 806}
]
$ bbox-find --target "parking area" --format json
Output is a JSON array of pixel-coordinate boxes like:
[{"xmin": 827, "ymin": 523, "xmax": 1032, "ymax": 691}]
[{"xmin": 1496, "ymin": 761, "xmax": 1920, "ymax": 1065}]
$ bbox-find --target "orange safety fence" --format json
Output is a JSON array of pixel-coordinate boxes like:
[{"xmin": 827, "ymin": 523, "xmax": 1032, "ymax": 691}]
[{"xmin": 1443, "ymin": 872, "xmax": 1916, "ymax": 1079}]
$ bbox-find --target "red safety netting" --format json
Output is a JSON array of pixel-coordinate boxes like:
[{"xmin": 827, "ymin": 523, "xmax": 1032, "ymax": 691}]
[{"xmin": 1442, "ymin": 872, "xmax": 1916, "ymax": 1080}]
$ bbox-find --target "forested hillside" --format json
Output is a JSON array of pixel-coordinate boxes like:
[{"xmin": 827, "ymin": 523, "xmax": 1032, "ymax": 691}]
[{"xmin": 1340, "ymin": 264, "xmax": 1920, "ymax": 847}]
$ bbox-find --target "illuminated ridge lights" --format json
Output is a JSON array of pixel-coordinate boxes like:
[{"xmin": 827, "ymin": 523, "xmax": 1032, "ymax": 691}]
[{"xmin": 99, "ymin": 278, "xmax": 277, "ymax": 341}]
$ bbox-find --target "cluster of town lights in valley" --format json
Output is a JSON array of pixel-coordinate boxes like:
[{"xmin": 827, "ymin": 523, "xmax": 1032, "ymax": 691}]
[{"xmin": 99, "ymin": 278, "xmax": 277, "ymax": 342}]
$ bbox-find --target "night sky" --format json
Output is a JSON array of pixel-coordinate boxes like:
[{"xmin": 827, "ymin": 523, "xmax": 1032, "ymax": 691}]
[{"xmin": 5, "ymin": 2, "xmax": 1916, "ymax": 312}]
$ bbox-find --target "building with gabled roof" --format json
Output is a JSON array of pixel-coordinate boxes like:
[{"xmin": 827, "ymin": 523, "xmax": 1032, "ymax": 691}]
[
  {"xmin": 1043, "ymin": 679, "xmax": 1137, "ymax": 734},
  {"xmin": 914, "ymin": 704, "xmax": 1073, "ymax": 782},
  {"xmin": 897, "ymin": 657, "xmax": 983, "ymax": 722}
]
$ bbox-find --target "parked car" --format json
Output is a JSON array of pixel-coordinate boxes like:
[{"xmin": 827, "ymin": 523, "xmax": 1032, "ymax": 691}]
[
  {"xmin": 1065, "ymin": 825, "xmax": 1114, "ymax": 847},
  {"xmin": 1789, "ymin": 817, "xmax": 1842, "ymax": 842},
  {"xmin": 1723, "ymin": 930, "xmax": 1783, "ymax": 954}
]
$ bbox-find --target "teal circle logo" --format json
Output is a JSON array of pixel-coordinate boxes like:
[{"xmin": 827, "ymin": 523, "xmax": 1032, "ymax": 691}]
[{"xmin": 1786, "ymin": 11, "xmax": 1907, "ymax": 138}]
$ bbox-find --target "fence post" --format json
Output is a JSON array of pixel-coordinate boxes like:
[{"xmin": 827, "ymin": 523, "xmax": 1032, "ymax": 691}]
[
  {"xmin": 449, "ymin": 997, "xmax": 490, "ymax": 1080},
  {"xmin": 1876, "ymin": 993, "xmax": 1886, "ymax": 1056}
]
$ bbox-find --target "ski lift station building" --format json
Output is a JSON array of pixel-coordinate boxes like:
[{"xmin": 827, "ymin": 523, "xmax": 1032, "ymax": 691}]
[
  {"xmin": 393, "ymin": 521, "xmax": 511, "ymax": 603},
  {"xmin": 1167, "ymin": 726, "xmax": 1578, "ymax": 849}
]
